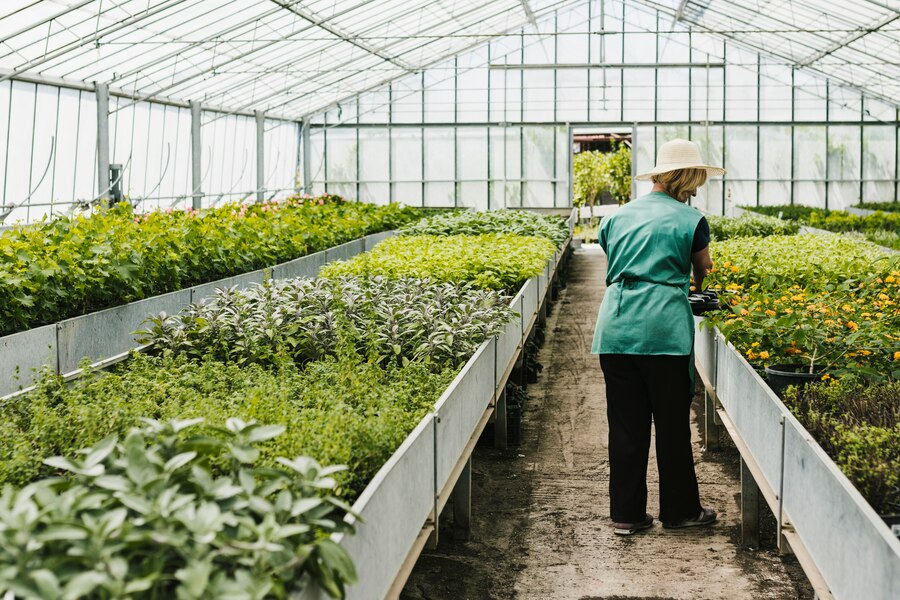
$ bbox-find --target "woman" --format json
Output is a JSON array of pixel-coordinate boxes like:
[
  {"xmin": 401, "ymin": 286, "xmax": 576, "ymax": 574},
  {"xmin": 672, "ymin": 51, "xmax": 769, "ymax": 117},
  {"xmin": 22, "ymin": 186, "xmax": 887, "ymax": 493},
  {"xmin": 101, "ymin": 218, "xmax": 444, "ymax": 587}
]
[{"xmin": 591, "ymin": 138, "xmax": 725, "ymax": 536}]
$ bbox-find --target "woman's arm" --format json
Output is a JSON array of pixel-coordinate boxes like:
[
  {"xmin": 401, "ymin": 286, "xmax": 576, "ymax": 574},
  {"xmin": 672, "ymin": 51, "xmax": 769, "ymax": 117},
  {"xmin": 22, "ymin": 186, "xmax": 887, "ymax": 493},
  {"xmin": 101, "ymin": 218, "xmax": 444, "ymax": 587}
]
[{"xmin": 691, "ymin": 246, "xmax": 713, "ymax": 291}]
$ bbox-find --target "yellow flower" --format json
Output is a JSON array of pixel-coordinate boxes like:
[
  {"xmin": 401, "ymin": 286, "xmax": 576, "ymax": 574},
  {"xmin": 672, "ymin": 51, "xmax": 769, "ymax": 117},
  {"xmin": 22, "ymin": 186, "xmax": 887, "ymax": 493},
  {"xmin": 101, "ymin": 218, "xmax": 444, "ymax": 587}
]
[
  {"xmin": 885, "ymin": 275, "xmax": 895, "ymax": 283},
  {"xmin": 730, "ymin": 265, "xmax": 740, "ymax": 273},
  {"xmin": 846, "ymin": 321, "xmax": 859, "ymax": 331},
  {"xmin": 791, "ymin": 294, "xmax": 805, "ymax": 302},
  {"xmin": 751, "ymin": 342, "xmax": 760, "ymax": 347},
  {"xmin": 765, "ymin": 309, "xmax": 776, "ymax": 317},
  {"xmin": 894, "ymin": 351, "xmax": 900, "ymax": 361},
  {"xmin": 820, "ymin": 373, "xmax": 831, "ymax": 381},
  {"xmin": 759, "ymin": 351, "xmax": 770, "ymax": 359},
  {"xmin": 879, "ymin": 293, "xmax": 890, "ymax": 301}
]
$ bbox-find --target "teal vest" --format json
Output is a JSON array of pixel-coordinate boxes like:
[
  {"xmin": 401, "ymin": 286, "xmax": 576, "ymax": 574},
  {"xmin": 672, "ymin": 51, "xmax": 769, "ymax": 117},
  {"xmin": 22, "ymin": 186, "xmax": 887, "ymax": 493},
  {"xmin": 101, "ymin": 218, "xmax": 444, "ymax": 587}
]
[{"xmin": 591, "ymin": 192, "xmax": 703, "ymax": 356}]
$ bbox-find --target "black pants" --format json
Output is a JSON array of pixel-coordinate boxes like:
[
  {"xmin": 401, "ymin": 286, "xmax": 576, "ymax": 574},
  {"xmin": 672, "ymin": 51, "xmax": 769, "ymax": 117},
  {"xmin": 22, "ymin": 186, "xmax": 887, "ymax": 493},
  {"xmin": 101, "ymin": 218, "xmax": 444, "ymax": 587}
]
[{"xmin": 599, "ymin": 354, "xmax": 701, "ymax": 524}]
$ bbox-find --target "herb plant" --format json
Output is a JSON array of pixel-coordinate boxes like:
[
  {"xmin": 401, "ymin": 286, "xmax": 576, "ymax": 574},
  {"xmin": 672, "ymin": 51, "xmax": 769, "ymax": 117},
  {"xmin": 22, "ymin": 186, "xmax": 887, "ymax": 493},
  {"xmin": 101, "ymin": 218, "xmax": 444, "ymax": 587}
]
[
  {"xmin": 783, "ymin": 379, "xmax": 899, "ymax": 515},
  {"xmin": 399, "ymin": 209, "xmax": 569, "ymax": 247},
  {"xmin": 0, "ymin": 418, "xmax": 358, "ymax": 599},
  {"xmin": 707, "ymin": 213, "xmax": 800, "ymax": 240},
  {"xmin": 319, "ymin": 234, "xmax": 557, "ymax": 292},
  {"xmin": 0, "ymin": 354, "xmax": 455, "ymax": 497},
  {"xmin": 138, "ymin": 276, "xmax": 515, "ymax": 369}
]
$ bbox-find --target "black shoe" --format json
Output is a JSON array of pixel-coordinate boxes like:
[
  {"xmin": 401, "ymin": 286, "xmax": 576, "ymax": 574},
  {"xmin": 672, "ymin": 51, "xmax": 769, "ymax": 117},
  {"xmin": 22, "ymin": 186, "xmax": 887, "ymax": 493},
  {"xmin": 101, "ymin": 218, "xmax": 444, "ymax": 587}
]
[
  {"xmin": 613, "ymin": 513, "xmax": 654, "ymax": 536},
  {"xmin": 663, "ymin": 507, "xmax": 717, "ymax": 529}
]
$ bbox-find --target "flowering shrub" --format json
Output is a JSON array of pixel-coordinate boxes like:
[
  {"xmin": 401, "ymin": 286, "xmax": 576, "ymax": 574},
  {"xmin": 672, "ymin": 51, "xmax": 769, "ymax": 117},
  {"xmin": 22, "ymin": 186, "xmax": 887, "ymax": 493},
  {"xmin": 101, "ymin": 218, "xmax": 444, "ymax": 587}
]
[
  {"xmin": 0, "ymin": 196, "xmax": 422, "ymax": 336},
  {"xmin": 704, "ymin": 235, "xmax": 900, "ymax": 379}
]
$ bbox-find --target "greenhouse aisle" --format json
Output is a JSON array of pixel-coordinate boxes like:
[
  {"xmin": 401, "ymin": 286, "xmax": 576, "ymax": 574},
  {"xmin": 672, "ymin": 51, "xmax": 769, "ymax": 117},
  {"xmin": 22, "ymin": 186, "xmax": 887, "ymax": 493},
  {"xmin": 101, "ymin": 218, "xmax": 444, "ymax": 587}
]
[{"xmin": 402, "ymin": 245, "xmax": 812, "ymax": 600}]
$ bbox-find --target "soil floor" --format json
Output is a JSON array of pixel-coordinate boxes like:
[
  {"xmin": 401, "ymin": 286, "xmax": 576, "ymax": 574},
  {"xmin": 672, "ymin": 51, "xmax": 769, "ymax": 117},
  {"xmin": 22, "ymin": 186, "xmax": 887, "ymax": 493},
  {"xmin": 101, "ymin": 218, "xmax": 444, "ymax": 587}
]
[{"xmin": 401, "ymin": 245, "xmax": 814, "ymax": 600}]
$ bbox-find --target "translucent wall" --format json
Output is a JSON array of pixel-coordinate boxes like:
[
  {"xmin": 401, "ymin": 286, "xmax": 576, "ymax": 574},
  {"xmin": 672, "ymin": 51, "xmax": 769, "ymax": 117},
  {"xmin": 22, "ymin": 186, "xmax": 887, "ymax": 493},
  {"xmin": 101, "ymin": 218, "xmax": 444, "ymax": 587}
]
[
  {"xmin": 302, "ymin": 0, "xmax": 899, "ymax": 213},
  {"xmin": 0, "ymin": 84, "xmax": 300, "ymax": 224}
]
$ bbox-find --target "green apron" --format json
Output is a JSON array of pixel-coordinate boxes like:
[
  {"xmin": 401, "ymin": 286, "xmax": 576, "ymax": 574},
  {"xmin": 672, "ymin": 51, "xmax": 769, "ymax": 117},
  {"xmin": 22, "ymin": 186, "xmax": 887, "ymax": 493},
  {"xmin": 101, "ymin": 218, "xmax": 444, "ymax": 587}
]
[{"xmin": 591, "ymin": 192, "xmax": 703, "ymax": 358}]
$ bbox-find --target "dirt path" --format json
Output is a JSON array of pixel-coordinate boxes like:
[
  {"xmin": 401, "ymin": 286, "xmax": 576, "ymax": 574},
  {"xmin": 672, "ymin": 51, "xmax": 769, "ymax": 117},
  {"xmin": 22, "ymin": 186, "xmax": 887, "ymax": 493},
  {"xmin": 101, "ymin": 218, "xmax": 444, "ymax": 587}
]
[{"xmin": 401, "ymin": 245, "xmax": 812, "ymax": 600}]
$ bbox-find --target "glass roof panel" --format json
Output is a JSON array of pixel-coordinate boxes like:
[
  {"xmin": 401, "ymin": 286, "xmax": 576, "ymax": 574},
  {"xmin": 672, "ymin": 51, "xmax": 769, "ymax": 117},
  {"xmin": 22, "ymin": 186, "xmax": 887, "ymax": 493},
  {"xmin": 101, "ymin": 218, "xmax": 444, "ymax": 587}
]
[{"xmin": 0, "ymin": 0, "xmax": 897, "ymax": 116}]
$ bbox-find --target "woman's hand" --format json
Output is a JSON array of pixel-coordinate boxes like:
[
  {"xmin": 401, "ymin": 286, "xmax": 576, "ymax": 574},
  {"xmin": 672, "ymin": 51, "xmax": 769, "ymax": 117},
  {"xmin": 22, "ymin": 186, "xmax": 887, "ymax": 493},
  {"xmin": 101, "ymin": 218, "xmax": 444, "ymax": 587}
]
[{"xmin": 691, "ymin": 246, "xmax": 713, "ymax": 291}]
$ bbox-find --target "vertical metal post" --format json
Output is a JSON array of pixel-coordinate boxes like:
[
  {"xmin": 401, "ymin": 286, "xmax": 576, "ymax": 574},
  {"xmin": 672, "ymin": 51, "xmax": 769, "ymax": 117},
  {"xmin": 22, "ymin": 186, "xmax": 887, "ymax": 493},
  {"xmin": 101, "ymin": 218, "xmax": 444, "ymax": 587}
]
[
  {"xmin": 495, "ymin": 385, "xmax": 508, "ymax": 449},
  {"xmin": 255, "ymin": 110, "xmax": 265, "ymax": 203},
  {"xmin": 777, "ymin": 414, "xmax": 790, "ymax": 555},
  {"xmin": 452, "ymin": 456, "xmax": 472, "ymax": 540},
  {"xmin": 301, "ymin": 120, "xmax": 311, "ymax": 194},
  {"xmin": 824, "ymin": 81, "xmax": 830, "ymax": 210},
  {"xmin": 790, "ymin": 67, "xmax": 796, "ymax": 206},
  {"xmin": 95, "ymin": 82, "xmax": 110, "ymax": 209},
  {"xmin": 190, "ymin": 100, "xmax": 202, "ymax": 209},
  {"xmin": 294, "ymin": 121, "xmax": 302, "ymax": 195},
  {"xmin": 740, "ymin": 458, "xmax": 760, "ymax": 548},
  {"xmin": 704, "ymin": 390, "xmax": 719, "ymax": 450}
]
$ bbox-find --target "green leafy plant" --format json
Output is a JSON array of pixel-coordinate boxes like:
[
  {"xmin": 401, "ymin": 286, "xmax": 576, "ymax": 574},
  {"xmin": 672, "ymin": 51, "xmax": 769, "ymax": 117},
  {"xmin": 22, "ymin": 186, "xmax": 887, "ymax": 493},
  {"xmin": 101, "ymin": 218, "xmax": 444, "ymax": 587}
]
[
  {"xmin": 855, "ymin": 201, "xmax": 900, "ymax": 213},
  {"xmin": 138, "ymin": 276, "xmax": 515, "ymax": 369},
  {"xmin": 0, "ymin": 354, "xmax": 455, "ymax": 497},
  {"xmin": 398, "ymin": 209, "xmax": 569, "ymax": 247},
  {"xmin": 572, "ymin": 143, "xmax": 632, "ymax": 209},
  {"xmin": 319, "ymin": 234, "xmax": 556, "ymax": 292},
  {"xmin": 707, "ymin": 213, "xmax": 800, "ymax": 240},
  {"xmin": 0, "ymin": 196, "xmax": 423, "ymax": 336},
  {"xmin": 743, "ymin": 204, "xmax": 900, "ymax": 249},
  {"xmin": 0, "ymin": 417, "xmax": 358, "ymax": 599},
  {"xmin": 783, "ymin": 379, "xmax": 899, "ymax": 515}
]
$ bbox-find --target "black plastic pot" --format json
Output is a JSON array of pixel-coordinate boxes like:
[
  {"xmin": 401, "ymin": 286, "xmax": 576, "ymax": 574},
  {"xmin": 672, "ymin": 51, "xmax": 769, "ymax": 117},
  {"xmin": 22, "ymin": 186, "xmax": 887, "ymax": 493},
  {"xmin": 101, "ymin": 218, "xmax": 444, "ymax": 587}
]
[
  {"xmin": 882, "ymin": 515, "xmax": 900, "ymax": 539},
  {"xmin": 764, "ymin": 363, "xmax": 827, "ymax": 398},
  {"xmin": 689, "ymin": 290, "xmax": 722, "ymax": 316}
]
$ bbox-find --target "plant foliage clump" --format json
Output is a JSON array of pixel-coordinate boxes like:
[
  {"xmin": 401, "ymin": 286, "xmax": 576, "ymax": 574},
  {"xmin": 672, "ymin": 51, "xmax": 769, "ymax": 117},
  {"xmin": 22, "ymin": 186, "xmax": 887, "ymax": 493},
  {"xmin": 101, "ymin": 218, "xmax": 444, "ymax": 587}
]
[
  {"xmin": 572, "ymin": 143, "xmax": 632, "ymax": 208},
  {"xmin": 783, "ymin": 380, "xmax": 900, "ymax": 515},
  {"xmin": 319, "ymin": 234, "xmax": 556, "ymax": 292},
  {"xmin": 707, "ymin": 213, "xmax": 800, "ymax": 240},
  {"xmin": 139, "ymin": 276, "xmax": 515, "ymax": 369},
  {"xmin": 0, "ymin": 418, "xmax": 358, "ymax": 599},
  {"xmin": 398, "ymin": 209, "xmax": 569, "ymax": 247},
  {"xmin": 0, "ymin": 196, "xmax": 423, "ymax": 336},
  {"xmin": 0, "ymin": 354, "xmax": 455, "ymax": 497},
  {"xmin": 703, "ymin": 234, "xmax": 900, "ymax": 378},
  {"xmin": 744, "ymin": 204, "xmax": 900, "ymax": 250}
]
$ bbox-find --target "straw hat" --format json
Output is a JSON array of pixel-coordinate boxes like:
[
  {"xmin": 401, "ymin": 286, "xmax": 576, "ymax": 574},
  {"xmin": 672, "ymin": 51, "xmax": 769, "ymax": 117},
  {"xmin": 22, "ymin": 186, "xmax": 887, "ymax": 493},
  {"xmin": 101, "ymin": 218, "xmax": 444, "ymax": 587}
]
[{"xmin": 635, "ymin": 138, "xmax": 726, "ymax": 181}]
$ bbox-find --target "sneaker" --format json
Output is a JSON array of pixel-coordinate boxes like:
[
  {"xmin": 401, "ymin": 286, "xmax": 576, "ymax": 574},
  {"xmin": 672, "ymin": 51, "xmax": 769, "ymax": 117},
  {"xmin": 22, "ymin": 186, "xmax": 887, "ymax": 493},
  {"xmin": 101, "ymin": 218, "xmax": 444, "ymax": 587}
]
[
  {"xmin": 663, "ymin": 507, "xmax": 717, "ymax": 529},
  {"xmin": 613, "ymin": 513, "xmax": 654, "ymax": 536}
]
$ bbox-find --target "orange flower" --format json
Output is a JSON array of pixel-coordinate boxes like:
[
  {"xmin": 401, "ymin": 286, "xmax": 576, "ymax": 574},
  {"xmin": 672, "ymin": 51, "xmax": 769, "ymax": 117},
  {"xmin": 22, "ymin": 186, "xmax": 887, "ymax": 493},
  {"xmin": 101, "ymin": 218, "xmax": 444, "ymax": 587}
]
[
  {"xmin": 846, "ymin": 321, "xmax": 859, "ymax": 331},
  {"xmin": 765, "ymin": 309, "xmax": 776, "ymax": 317},
  {"xmin": 759, "ymin": 351, "xmax": 770, "ymax": 359},
  {"xmin": 894, "ymin": 351, "xmax": 900, "ymax": 361}
]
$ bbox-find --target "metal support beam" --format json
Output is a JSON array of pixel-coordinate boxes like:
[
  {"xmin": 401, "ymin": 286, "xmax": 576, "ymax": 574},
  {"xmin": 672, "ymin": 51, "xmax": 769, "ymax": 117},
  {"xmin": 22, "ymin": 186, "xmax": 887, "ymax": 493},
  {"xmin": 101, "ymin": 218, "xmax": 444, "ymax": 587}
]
[
  {"xmin": 494, "ymin": 386, "xmax": 508, "ymax": 449},
  {"xmin": 452, "ymin": 456, "xmax": 472, "ymax": 541},
  {"xmin": 190, "ymin": 100, "xmax": 203, "ymax": 210},
  {"xmin": 487, "ymin": 62, "xmax": 726, "ymax": 69},
  {"xmin": 741, "ymin": 458, "xmax": 761, "ymax": 548},
  {"xmin": 95, "ymin": 83, "xmax": 110, "ymax": 209},
  {"xmin": 301, "ymin": 119, "xmax": 311, "ymax": 193},
  {"xmin": 256, "ymin": 110, "xmax": 266, "ymax": 203}
]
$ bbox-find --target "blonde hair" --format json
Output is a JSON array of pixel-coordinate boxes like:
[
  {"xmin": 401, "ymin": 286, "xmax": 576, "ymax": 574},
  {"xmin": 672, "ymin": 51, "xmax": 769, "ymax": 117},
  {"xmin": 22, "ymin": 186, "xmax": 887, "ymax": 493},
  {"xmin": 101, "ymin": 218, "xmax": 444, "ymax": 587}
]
[{"xmin": 651, "ymin": 168, "xmax": 708, "ymax": 202}]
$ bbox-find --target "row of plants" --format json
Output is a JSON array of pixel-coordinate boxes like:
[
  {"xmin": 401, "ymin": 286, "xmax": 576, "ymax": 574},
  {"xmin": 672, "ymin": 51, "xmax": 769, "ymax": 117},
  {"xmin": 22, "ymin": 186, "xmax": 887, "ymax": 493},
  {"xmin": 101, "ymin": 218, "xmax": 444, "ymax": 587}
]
[
  {"xmin": 0, "ymin": 195, "xmax": 423, "ymax": 336},
  {"xmin": 744, "ymin": 204, "xmax": 899, "ymax": 250},
  {"xmin": 138, "ymin": 277, "xmax": 515, "ymax": 370},
  {"xmin": 704, "ymin": 234, "xmax": 899, "ymax": 378},
  {"xmin": 706, "ymin": 213, "xmax": 800, "ymax": 241},
  {"xmin": 320, "ymin": 234, "xmax": 557, "ymax": 292},
  {"xmin": 397, "ymin": 208, "xmax": 570, "ymax": 247},
  {"xmin": 0, "ymin": 210, "xmax": 567, "ymax": 598},
  {"xmin": 701, "ymin": 229, "xmax": 899, "ymax": 515},
  {"xmin": 855, "ymin": 201, "xmax": 900, "ymax": 213},
  {"xmin": 784, "ymin": 379, "xmax": 899, "ymax": 515}
]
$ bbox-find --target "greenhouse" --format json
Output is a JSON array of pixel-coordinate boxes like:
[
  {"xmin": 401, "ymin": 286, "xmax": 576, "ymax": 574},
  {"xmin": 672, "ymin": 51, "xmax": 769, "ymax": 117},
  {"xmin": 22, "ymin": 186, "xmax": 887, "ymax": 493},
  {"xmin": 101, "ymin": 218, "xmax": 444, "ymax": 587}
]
[{"xmin": 0, "ymin": 1, "xmax": 898, "ymax": 599}]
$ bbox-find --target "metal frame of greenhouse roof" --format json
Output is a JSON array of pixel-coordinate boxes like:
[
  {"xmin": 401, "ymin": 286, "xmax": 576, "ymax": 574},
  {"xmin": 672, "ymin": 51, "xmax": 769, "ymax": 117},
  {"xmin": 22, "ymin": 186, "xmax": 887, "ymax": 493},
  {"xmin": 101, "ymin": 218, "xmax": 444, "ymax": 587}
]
[{"xmin": 0, "ymin": 0, "xmax": 898, "ymax": 122}]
